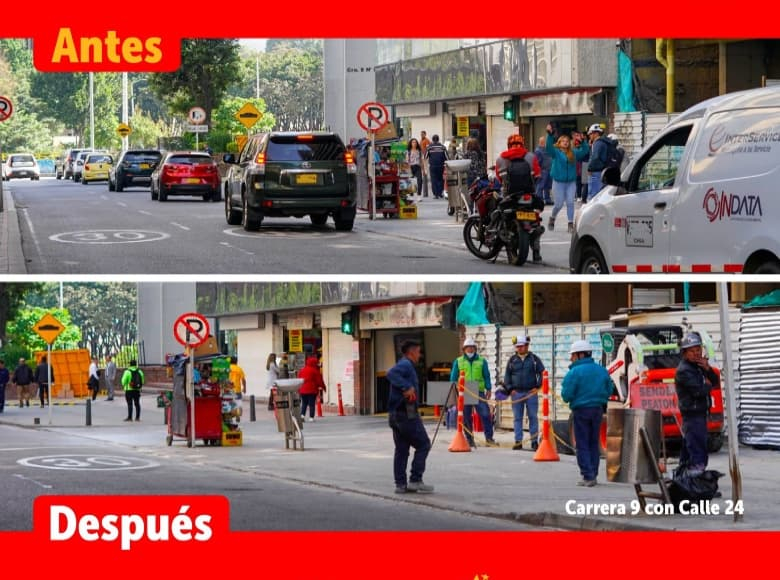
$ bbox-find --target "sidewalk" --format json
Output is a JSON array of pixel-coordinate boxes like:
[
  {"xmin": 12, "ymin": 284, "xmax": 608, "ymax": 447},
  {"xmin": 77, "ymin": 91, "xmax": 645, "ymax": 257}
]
[
  {"xmin": 0, "ymin": 187, "xmax": 27, "ymax": 274},
  {"xmin": 355, "ymin": 194, "xmax": 573, "ymax": 271},
  {"xmin": 1, "ymin": 398, "xmax": 775, "ymax": 531}
]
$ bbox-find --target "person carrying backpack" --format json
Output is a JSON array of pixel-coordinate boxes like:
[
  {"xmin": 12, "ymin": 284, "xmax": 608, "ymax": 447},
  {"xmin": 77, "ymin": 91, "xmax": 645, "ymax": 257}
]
[
  {"xmin": 494, "ymin": 134, "xmax": 540, "ymax": 196},
  {"xmin": 121, "ymin": 360, "xmax": 145, "ymax": 422},
  {"xmin": 585, "ymin": 124, "xmax": 620, "ymax": 201},
  {"xmin": 494, "ymin": 134, "xmax": 544, "ymax": 261}
]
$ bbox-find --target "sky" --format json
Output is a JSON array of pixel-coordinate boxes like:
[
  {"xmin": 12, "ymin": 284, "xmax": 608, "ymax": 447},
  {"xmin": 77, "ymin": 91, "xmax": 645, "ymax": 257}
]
[{"xmin": 239, "ymin": 39, "xmax": 267, "ymax": 52}]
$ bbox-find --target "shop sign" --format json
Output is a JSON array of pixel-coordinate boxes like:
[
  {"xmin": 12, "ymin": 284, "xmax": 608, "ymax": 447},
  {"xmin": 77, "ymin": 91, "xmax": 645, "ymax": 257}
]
[
  {"xmin": 288, "ymin": 329, "xmax": 304, "ymax": 352},
  {"xmin": 359, "ymin": 301, "xmax": 444, "ymax": 330},
  {"xmin": 517, "ymin": 89, "xmax": 601, "ymax": 117},
  {"xmin": 286, "ymin": 313, "xmax": 313, "ymax": 330},
  {"xmin": 456, "ymin": 116, "xmax": 470, "ymax": 137},
  {"xmin": 343, "ymin": 360, "xmax": 354, "ymax": 380}
]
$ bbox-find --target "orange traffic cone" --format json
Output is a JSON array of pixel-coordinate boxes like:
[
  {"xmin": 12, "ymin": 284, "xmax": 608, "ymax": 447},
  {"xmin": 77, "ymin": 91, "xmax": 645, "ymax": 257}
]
[
  {"xmin": 534, "ymin": 370, "xmax": 560, "ymax": 462},
  {"xmin": 316, "ymin": 394, "xmax": 323, "ymax": 417},
  {"xmin": 472, "ymin": 409, "xmax": 483, "ymax": 432},
  {"xmin": 449, "ymin": 371, "xmax": 472, "ymax": 452}
]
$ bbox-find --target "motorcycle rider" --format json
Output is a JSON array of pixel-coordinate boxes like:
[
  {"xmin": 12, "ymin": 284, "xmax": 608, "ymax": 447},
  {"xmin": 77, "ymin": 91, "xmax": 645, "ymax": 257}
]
[{"xmin": 494, "ymin": 134, "xmax": 545, "ymax": 262}]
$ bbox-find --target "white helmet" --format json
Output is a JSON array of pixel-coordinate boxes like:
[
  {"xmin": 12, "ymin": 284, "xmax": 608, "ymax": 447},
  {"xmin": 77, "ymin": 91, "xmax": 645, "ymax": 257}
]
[
  {"xmin": 588, "ymin": 124, "xmax": 604, "ymax": 134},
  {"xmin": 607, "ymin": 133, "xmax": 618, "ymax": 141},
  {"xmin": 569, "ymin": 340, "xmax": 593, "ymax": 354},
  {"xmin": 463, "ymin": 338, "xmax": 477, "ymax": 348}
]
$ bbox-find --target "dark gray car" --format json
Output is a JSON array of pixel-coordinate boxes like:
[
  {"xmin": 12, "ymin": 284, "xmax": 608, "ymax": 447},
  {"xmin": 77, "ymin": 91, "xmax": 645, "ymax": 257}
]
[{"xmin": 222, "ymin": 132, "xmax": 357, "ymax": 231}]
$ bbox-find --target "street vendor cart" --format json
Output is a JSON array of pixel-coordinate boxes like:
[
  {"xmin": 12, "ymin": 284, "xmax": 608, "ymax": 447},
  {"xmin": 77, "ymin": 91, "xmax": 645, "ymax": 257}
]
[{"xmin": 165, "ymin": 354, "xmax": 242, "ymax": 447}]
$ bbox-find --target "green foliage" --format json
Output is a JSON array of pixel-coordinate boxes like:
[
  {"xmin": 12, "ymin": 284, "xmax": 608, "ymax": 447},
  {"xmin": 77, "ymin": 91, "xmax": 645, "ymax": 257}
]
[
  {"xmin": 6, "ymin": 308, "xmax": 82, "ymax": 353},
  {"xmin": 210, "ymin": 96, "xmax": 275, "ymax": 153},
  {"xmin": 0, "ymin": 109, "xmax": 55, "ymax": 153},
  {"xmin": 148, "ymin": 39, "xmax": 241, "ymax": 126},
  {"xmin": 126, "ymin": 109, "xmax": 168, "ymax": 149},
  {"xmin": 0, "ymin": 344, "xmax": 32, "ymax": 366},
  {"xmin": 0, "ymin": 282, "xmax": 44, "ymax": 344},
  {"xmin": 233, "ymin": 44, "xmax": 323, "ymax": 131},
  {"xmin": 23, "ymin": 283, "xmax": 137, "ymax": 360}
]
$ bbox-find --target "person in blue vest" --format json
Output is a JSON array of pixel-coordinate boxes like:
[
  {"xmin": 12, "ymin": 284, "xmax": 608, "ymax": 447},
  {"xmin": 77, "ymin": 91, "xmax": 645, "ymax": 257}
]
[
  {"xmin": 561, "ymin": 340, "xmax": 613, "ymax": 487},
  {"xmin": 450, "ymin": 338, "xmax": 496, "ymax": 448},
  {"xmin": 386, "ymin": 340, "xmax": 433, "ymax": 494},
  {"xmin": 503, "ymin": 336, "xmax": 545, "ymax": 450}
]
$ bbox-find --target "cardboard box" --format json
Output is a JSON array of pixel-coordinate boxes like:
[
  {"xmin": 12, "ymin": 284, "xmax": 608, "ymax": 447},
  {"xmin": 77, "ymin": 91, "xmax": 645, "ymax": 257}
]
[
  {"xmin": 193, "ymin": 336, "xmax": 220, "ymax": 357},
  {"xmin": 399, "ymin": 206, "xmax": 418, "ymax": 219},
  {"xmin": 222, "ymin": 431, "xmax": 242, "ymax": 446}
]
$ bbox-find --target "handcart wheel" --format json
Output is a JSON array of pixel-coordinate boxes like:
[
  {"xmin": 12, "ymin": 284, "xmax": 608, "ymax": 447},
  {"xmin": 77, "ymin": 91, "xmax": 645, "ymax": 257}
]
[{"xmin": 166, "ymin": 435, "xmax": 172, "ymax": 446}]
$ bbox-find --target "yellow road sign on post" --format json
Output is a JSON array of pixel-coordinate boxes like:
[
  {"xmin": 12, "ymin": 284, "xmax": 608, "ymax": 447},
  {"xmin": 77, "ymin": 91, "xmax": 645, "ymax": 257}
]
[
  {"xmin": 33, "ymin": 313, "xmax": 65, "ymax": 345},
  {"xmin": 235, "ymin": 102, "xmax": 262, "ymax": 129},
  {"xmin": 235, "ymin": 135, "xmax": 248, "ymax": 152},
  {"xmin": 117, "ymin": 123, "xmax": 132, "ymax": 138}
]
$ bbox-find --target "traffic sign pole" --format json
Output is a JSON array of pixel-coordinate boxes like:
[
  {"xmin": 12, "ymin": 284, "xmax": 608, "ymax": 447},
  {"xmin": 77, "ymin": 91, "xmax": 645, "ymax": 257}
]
[
  {"xmin": 48, "ymin": 343, "xmax": 53, "ymax": 425},
  {"xmin": 370, "ymin": 131, "xmax": 376, "ymax": 220}
]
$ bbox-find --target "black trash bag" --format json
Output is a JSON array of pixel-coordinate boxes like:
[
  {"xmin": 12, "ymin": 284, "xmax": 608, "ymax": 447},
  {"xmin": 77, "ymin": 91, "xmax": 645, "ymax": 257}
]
[{"xmin": 668, "ymin": 468, "xmax": 724, "ymax": 513}]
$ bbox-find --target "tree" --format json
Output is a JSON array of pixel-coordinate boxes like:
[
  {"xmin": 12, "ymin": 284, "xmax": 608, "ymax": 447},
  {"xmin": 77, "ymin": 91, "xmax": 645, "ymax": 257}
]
[
  {"xmin": 209, "ymin": 96, "xmax": 275, "ymax": 152},
  {"xmin": 0, "ymin": 109, "xmax": 54, "ymax": 152},
  {"xmin": 0, "ymin": 283, "xmax": 44, "ymax": 346},
  {"xmin": 5, "ymin": 307, "xmax": 82, "ymax": 353},
  {"xmin": 22, "ymin": 283, "xmax": 137, "ymax": 359},
  {"xmin": 148, "ymin": 40, "xmax": 241, "ymax": 128},
  {"xmin": 251, "ymin": 45, "xmax": 323, "ymax": 131}
]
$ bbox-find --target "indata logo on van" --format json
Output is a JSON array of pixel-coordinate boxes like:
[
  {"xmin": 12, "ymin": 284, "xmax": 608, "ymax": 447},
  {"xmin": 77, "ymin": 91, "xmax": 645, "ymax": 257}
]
[{"xmin": 570, "ymin": 85, "xmax": 780, "ymax": 275}]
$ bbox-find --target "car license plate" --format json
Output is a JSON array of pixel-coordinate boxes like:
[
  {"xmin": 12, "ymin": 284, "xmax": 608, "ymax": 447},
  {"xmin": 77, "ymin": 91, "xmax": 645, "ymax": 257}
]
[
  {"xmin": 184, "ymin": 178, "xmax": 200, "ymax": 184},
  {"xmin": 516, "ymin": 211, "xmax": 536, "ymax": 221},
  {"xmin": 296, "ymin": 174, "xmax": 317, "ymax": 185},
  {"xmin": 139, "ymin": 163, "xmax": 150, "ymax": 169}
]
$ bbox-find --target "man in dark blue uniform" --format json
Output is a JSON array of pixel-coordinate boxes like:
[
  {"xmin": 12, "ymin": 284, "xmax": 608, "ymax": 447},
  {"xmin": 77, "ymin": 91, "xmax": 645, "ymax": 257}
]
[
  {"xmin": 424, "ymin": 135, "xmax": 449, "ymax": 199},
  {"xmin": 675, "ymin": 333, "xmax": 718, "ymax": 476},
  {"xmin": 387, "ymin": 340, "xmax": 433, "ymax": 494}
]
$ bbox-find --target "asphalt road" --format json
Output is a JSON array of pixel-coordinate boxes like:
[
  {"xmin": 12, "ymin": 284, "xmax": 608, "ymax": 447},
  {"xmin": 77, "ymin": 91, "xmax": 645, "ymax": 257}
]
[
  {"xmin": 0, "ymin": 423, "xmax": 535, "ymax": 532},
  {"xmin": 10, "ymin": 178, "xmax": 560, "ymax": 275}
]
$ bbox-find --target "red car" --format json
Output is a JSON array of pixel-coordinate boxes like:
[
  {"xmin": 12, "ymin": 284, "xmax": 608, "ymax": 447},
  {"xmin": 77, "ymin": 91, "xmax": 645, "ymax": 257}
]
[{"xmin": 150, "ymin": 151, "xmax": 220, "ymax": 202}]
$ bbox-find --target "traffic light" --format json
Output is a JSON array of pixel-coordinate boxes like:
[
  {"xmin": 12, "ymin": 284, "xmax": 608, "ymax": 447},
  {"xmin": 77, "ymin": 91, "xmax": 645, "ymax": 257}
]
[
  {"xmin": 341, "ymin": 309, "xmax": 356, "ymax": 336},
  {"xmin": 503, "ymin": 98, "xmax": 516, "ymax": 122}
]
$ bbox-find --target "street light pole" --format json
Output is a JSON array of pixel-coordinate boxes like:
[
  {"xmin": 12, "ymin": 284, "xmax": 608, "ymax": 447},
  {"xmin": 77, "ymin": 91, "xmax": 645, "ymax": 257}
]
[
  {"xmin": 89, "ymin": 72, "xmax": 95, "ymax": 149},
  {"xmin": 121, "ymin": 72, "xmax": 129, "ymax": 152}
]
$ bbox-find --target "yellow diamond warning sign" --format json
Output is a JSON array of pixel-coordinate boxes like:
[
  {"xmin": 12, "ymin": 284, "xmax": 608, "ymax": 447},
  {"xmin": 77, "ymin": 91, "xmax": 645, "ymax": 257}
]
[
  {"xmin": 235, "ymin": 102, "xmax": 262, "ymax": 129},
  {"xmin": 117, "ymin": 123, "xmax": 132, "ymax": 137},
  {"xmin": 33, "ymin": 313, "xmax": 65, "ymax": 345}
]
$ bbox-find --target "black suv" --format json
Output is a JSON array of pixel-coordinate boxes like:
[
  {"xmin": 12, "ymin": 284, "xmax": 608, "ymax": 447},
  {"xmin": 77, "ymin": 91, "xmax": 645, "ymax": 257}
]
[
  {"xmin": 109, "ymin": 149, "xmax": 162, "ymax": 191},
  {"xmin": 222, "ymin": 132, "xmax": 357, "ymax": 231}
]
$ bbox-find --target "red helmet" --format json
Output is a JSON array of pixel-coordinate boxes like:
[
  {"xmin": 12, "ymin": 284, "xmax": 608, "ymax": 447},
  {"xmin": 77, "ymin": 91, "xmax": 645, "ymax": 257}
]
[{"xmin": 507, "ymin": 134, "xmax": 524, "ymax": 147}]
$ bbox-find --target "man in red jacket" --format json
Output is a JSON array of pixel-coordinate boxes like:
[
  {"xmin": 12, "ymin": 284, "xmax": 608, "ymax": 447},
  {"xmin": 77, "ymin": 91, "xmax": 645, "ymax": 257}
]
[
  {"xmin": 494, "ymin": 134, "xmax": 540, "ymax": 195},
  {"xmin": 298, "ymin": 357, "xmax": 326, "ymax": 423}
]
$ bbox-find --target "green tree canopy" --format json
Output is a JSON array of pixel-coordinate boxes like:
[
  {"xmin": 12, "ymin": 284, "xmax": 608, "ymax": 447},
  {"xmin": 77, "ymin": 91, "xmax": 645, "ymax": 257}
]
[
  {"xmin": 148, "ymin": 39, "xmax": 241, "ymax": 128},
  {"xmin": 6, "ymin": 307, "xmax": 82, "ymax": 353}
]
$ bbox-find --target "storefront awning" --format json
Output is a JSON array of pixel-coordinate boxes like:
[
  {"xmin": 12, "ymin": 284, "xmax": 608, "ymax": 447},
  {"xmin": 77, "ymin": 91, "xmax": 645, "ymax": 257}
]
[{"xmin": 518, "ymin": 88, "xmax": 603, "ymax": 117}]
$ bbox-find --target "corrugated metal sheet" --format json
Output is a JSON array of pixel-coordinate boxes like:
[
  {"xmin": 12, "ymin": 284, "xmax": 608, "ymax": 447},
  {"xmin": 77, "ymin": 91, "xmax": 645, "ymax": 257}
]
[
  {"xmin": 738, "ymin": 308, "xmax": 780, "ymax": 448},
  {"xmin": 645, "ymin": 113, "xmax": 678, "ymax": 143},
  {"xmin": 612, "ymin": 111, "xmax": 644, "ymax": 160}
]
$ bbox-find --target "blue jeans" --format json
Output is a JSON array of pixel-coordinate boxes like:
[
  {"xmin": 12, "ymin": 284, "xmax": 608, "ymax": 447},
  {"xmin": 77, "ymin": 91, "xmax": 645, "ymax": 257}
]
[
  {"xmin": 680, "ymin": 413, "xmax": 708, "ymax": 471},
  {"xmin": 511, "ymin": 391, "xmax": 538, "ymax": 443},
  {"xmin": 573, "ymin": 406, "xmax": 603, "ymax": 481},
  {"xmin": 463, "ymin": 400, "xmax": 494, "ymax": 443},
  {"xmin": 389, "ymin": 414, "xmax": 431, "ymax": 486},
  {"xmin": 536, "ymin": 169, "xmax": 552, "ymax": 201},
  {"xmin": 550, "ymin": 180, "xmax": 577, "ymax": 223},
  {"xmin": 301, "ymin": 394, "xmax": 317, "ymax": 418},
  {"xmin": 430, "ymin": 165, "xmax": 445, "ymax": 197},
  {"xmin": 587, "ymin": 172, "xmax": 602, "ymax": 201}
]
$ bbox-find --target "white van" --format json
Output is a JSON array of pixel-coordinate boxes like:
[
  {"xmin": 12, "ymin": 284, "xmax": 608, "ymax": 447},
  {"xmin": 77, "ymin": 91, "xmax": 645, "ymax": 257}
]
[{"xmin": 570, "ymin": 85, "xmax": 780, "ymax": 274}]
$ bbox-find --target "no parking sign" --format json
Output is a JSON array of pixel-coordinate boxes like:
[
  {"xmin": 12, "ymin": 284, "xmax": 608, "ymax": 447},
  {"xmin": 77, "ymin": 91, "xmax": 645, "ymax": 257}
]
[
  {"xmin": 0, "ymin": 96, "xmax": 13, "ymax": 122},
  {"xmin": 356, "ymin": 101, "xmax": 389, "ymax": 133}
]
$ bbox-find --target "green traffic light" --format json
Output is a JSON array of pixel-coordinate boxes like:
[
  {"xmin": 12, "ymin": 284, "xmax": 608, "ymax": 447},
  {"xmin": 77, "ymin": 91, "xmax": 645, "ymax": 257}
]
[
  {"xmin": 503, "ymin": 99, "xmax": 515, "ymax": 122},
  {"xmin": 341, "ymin": 311, "xmax": 354, "ymax": 335}
]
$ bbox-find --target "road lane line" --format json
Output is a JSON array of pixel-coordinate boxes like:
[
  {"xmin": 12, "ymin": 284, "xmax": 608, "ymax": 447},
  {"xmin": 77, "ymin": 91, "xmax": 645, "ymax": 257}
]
[
  {"xmin": 170, "ymin": 222, "xmax": 191, "ymax": 231},
  {"xmin": 13, "ymin": 474, "xmax": 53, "ymax": 489},
  {"xmin": 117, "ymin": 202, "xmax": 127, "ymax": 207},
  {"xmin": 19, "ymin": 208, "xmax": 48, "ymax": 269},
  {"xmin": 138, "ymin": 210, "xmax": 154, "ymax": 216},
  {"xmin": 219, "ymin": 241, "xmax": 254, "ymax": 256}
]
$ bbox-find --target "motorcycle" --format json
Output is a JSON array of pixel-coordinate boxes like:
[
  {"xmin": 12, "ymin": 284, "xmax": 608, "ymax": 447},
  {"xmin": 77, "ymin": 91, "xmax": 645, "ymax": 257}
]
[{"xmin": 463, "ymin": 177, "xmax": 545, "ymax": 266}]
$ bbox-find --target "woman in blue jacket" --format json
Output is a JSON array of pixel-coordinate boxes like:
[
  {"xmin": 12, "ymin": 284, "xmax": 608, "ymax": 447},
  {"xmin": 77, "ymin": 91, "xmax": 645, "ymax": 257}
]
[{"xmin": 545, "ymin": 124, "xmax": 589, "ymax": 234}]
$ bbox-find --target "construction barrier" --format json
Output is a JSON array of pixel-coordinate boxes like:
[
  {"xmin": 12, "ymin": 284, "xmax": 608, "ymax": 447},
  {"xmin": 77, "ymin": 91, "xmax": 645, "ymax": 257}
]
[
  {"xmin": 533, "ymin": 370, "xmax": 560, "ymax": 462},
  {"xmin": 448, "ymin": 370, "xmax": 471, "ymax": 452}
]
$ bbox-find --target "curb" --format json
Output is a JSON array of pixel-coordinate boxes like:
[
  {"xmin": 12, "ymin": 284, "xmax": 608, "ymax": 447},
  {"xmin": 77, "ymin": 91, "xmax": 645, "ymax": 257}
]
[{"xmin": 1, "ymin": 187, "xmax": 28, "ymax": 274}]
